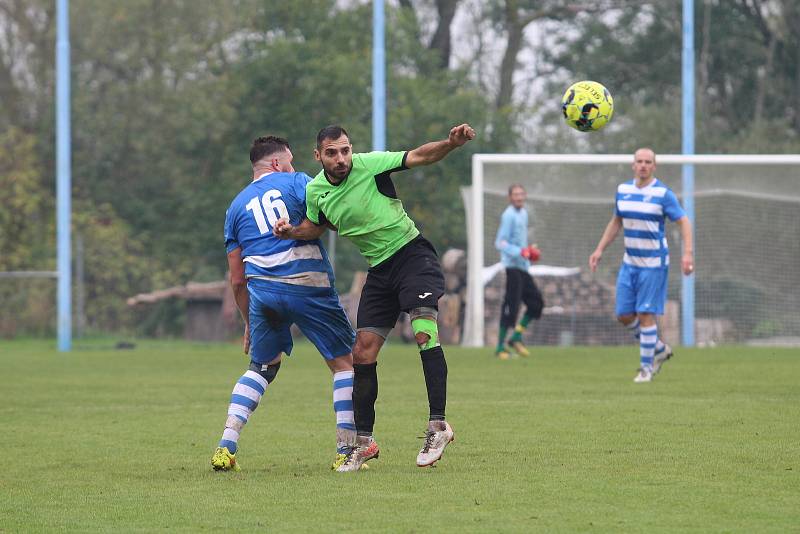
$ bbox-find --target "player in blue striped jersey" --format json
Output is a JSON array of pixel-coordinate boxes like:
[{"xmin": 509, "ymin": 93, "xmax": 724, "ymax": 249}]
[
  {"xmin": 589, "ymin": 148, "xmax": 694, "ymax": 383},
  {"xmin": 211, "ymin": 136, "xmax": 357, "ymax": 472}
]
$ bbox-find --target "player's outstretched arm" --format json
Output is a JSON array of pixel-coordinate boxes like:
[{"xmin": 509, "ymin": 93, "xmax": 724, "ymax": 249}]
[
  {"xmin": 589, "ymin": 215, "xmax": 622, "ymax": 272},
  {"xmin": 273, "ymin": 217, "xmax": 326, "ymax": 240},
  {"xmin": 405, "ymin": 123, "xmax": 476, "ymax": 168},
  {"xmin": 676, "ymin": 215, "xmax": 694, "ymax": 275},
  {"xmin": 227, "ymin": 247, "xmax": 250, "ymax": 354}
]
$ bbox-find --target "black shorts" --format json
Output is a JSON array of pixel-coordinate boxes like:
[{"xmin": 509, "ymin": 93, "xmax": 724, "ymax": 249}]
[{"xmin": 356, "ymin": 235, "xmax": 445, "ymax": 329}]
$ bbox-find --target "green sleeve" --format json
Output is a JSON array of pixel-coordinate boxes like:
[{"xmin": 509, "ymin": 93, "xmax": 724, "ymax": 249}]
[
  {"xmin": 305, "ymin": 184, "xmax": 321, "ymax": 224},
  {"xmin": 358, "ymin": 151, "xmax": 408, "ymax": 174}
]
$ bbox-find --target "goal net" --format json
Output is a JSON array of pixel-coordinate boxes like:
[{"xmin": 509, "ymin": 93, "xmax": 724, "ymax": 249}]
[{"xmin": 463, "ymin": 154, "xmax": 800, "ymax": 348}]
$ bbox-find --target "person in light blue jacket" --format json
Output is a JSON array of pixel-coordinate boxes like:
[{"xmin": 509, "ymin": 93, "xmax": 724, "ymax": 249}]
[{"xmin": 494, "ymin": 184, "xmax": 544, "ymax": 359}]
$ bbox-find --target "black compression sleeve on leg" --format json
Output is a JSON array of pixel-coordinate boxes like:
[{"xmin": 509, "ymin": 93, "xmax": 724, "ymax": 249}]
[
  {"xmin": 248, "ymin": 361, "xmax": 281, "ymax": 383},
  {"xmin": 420, "ymin": 346, "xmax": 447, "ymax": 421},
  {"xmin": 353, "ymin": 362, "xmax": 378, "ymax": 435}
]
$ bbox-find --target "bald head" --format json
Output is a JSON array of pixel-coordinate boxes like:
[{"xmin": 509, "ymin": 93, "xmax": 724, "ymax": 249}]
[
  {"xmin": 632, "ymin": 147, "xmax": 657, "ymax": 183},
  {"xmin": 634, "ymin": 147, "xmax": 656, "ymax": 163}
]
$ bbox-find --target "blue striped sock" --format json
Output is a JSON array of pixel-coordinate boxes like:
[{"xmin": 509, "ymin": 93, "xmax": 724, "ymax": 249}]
[
  {"xmin": 333, "ymin": 370, "xmax": 356, "ymax": 453},
  {"xmin": 219, "ymin": 370, "xmax": 268, "ymax": 454},
  {"xmin": 640, "ymin": 325, "xmax": 657, "ymax": 370}
]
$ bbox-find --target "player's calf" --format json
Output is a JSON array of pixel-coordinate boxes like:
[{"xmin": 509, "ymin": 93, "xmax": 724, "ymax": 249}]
[{"xmin": 212, "ymin": 359, "xmax": 281, "ymax": 470}]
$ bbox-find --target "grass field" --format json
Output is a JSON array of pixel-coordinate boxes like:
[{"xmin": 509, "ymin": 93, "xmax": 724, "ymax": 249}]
[{"xmin": 1, "ymin": 339, "xmax": 798, "ymax": 532}]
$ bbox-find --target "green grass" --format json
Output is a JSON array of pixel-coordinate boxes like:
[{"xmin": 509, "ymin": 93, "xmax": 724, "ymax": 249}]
[{"xmin": 1, "ymin": 340, "xmax": 798, "ymax": 533}]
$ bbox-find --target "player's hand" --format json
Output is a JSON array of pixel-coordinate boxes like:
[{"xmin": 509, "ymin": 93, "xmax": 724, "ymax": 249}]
[
  {"xmin": 520, "ymin": 245, "xmax": 540, "ymax": 262},
  {"xmin": 273, "ymin": 218, "xmax": 293, "ymax": 239},
  {"xmin": 448, "ymin": 123, "xmax": 476, "ymax": 147},
  {"xmin": 589, "ymin": 249, "xmax": 602, "ymax": 272},
  {"xmin": 242, "ymin": 324, "xmax": 250, "ymax": 355},
  {"xmin": 681, "ymin": 253, "xmax": 694, "ymax": 276}
]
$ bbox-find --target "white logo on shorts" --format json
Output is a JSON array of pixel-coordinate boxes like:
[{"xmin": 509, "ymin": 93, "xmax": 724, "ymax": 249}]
[{"xmin": 418, "ymin": 292, "xmax": 432, "ymax": 299}]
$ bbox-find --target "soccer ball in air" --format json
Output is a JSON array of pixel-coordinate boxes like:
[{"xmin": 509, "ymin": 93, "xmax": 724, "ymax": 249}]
[{"xmin": 561, "ymin": 81, "xmax": 614, "ymax": 132}]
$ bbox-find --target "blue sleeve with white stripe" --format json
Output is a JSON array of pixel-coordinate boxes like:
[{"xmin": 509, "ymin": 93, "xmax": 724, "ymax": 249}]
[{"xmin": 663, "ymin": 189, "xmax": 686, "ymax": 221}]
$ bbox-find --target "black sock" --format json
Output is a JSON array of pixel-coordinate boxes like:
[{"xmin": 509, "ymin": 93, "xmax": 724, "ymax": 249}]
[
  {"xmin": 420, "ymin": 346, "xmax": 447, "ymax": 421},
  {"xmin": 353, "ymin": 362, "xmax": 378, "ymax": 435}
]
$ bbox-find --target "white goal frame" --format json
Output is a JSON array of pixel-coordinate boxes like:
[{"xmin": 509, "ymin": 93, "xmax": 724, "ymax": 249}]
[{"xmin": 463, "ymin": 153, "xmax": 800, "ymax": 347}]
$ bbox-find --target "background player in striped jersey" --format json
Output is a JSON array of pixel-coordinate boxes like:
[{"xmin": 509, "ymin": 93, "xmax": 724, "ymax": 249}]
[
  {"xmin": 494, "ymin": 184, "xmax": 544, "ymax": 360},
  {"xmin": 589, "ymin": 148, "xmax": 694, "ymax": 383},
  {"xmin": 211, "ymin": 136, "xmax": 358, "ymax": 472},
  {"xmin": 274, "ymin": 123, "xmax": 475, "ymax": 470}
]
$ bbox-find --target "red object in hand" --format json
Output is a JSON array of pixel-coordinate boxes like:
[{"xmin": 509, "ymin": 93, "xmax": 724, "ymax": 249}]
[{"xmin": 521, "ymin": 245, "xmax": 541, "ymax": 262}]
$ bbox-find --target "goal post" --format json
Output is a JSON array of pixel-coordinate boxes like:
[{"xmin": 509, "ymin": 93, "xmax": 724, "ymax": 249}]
[{"xmin": 464, "ymin": 154, "xmax": 800, "ymax": 348}]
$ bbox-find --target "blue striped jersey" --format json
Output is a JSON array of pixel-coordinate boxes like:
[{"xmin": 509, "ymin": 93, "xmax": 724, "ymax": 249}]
[
  {"xmin": 614, "ymin": 178, "xmax": 685, "ymax": 269},
  {"xmin": 224, "ymin": 172, "xmax": 334, "ymax": 294}
]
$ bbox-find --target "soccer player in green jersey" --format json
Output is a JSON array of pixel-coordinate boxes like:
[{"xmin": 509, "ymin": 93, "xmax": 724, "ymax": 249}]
[{"xmin": 274, "ymin": 123, "xmax": 475, "ymax": 470}]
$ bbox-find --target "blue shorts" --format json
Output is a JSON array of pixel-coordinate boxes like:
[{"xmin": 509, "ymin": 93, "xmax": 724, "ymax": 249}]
[
  {"xmin": 615, "ymin": 263, "xmax": 668, "ymax": 316},
  {"xmin": 247, "ymin": 281, "xmax": 355, "ymax": 364}
]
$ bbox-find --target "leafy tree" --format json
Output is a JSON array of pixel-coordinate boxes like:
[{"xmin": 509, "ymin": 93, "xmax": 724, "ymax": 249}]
[
  {"xmin": 3, "ymin": 0, "xmax": 798, "ymax": 336},
  {"xmin": 541, "ymin": 1, "xmax": 800, "ymax": 153},
  {"xmin": 0, "ymin": 127, "xmax": 55, "ymax": 336}
]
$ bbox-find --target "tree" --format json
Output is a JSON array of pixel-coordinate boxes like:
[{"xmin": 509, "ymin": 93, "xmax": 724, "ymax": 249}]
[
  {"xmin": 398, "ymin": 0, "xmax": 461, "ymax": 70},
  {"xmin": 0, "ymin": 127, "xmax": 54, "ymax": 336},
  {"xmin": 542, "ymin": 1, "xmax": 800, "ymax": 152}
]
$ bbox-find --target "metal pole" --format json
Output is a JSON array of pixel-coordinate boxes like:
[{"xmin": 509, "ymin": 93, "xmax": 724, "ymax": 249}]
[
  {"xmin": 372, "ymin": 0, "xmax": 386, "ymax": 151},
  {"xmin": 465, "ymin": 155, "xmax": 485, "ymax": 347},
  {"xmin": 681, "ymin": 0, "xmax": 695, "ymax": 347},
  {"xmin": 56, "ymin": 0, "xmax": 72, "ymax": 351}
]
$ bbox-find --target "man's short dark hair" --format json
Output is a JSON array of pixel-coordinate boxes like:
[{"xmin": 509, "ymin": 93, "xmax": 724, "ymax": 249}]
[
  {"xmin": 250, "ymin": 136, "xmax": 290, "ymax": 164},
  {"xmin": 316, "ymin": 125, "xmax": 350, "ymax": 149}
]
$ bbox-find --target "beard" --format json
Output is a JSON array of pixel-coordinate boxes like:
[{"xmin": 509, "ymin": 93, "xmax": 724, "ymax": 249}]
[{"xmin": 325, "ymin": 161, "xmax": 352, "ymax": 183}]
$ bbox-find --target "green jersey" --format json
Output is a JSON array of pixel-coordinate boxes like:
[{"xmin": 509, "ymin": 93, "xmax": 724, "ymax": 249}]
[{"xmin": 306, "ymin": 151, "xmax": 419, "ymax": 266}]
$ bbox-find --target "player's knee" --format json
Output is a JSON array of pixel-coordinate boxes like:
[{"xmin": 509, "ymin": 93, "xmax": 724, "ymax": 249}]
[
  {"xmin": 528, "ymin": 300, "xmax": 544, "ymax": 318},
  {"xmin": 353, "ymin": 331, "xmax": 383, "ymax": 364},
  {"xmin": 327, "ymin": 353, "xmax": 354, "ymax": 373},
  {"xmin": 617, "ymin": 314, "xmax": 635, "ymax": 325},
  {"xmin": 248, "ymin": 360, "xmax": 281, "ymax": 383},
  {"xmin": 637, "ymin": 313, "xmax": 656, "ymax": 327}
]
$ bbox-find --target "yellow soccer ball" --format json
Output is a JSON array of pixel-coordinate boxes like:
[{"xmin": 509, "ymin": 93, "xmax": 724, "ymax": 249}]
[{"xmin": 561, "ymin": 81, "xmax": 614, "ymax": 132}]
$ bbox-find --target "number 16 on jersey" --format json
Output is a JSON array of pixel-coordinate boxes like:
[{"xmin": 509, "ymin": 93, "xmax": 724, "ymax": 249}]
[{"xmin": 246, "ymin": 189, "xmax": 289, "ymax": 234}]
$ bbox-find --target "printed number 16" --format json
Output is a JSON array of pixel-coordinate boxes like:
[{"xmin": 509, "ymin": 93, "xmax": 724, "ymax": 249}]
[{"xmin": 245, "ymin": 189, "xmax": 289, "ymax": 234}]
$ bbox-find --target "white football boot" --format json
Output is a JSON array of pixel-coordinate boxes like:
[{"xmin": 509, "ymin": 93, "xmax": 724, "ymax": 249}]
[
  {"xmin": 633, "ymin": 367, "xmax": 654, "ymax": 383},
  {"xmin": 653, "ymin": 343, "xmax": 673, "ymax": 375},
  {"xmin": 416, "ymin": 420, "xmax": 454, "ymax": 467},
  {"xmin": 334, "ymin": 436, "xmax": 380, "ymax": 472}
]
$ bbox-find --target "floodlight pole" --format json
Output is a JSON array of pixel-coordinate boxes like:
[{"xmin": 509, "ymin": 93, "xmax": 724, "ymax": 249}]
[
  {"xmin": 681, "ymin": 0, "xmax": 696, "ymax": 347},
  {"xmin": 372, "ymin": 0, "xmax": 386, "ymax": 151},
  {"xmin": 56, "ymin": 0, "xmax": 72, "ymax": 352}
]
